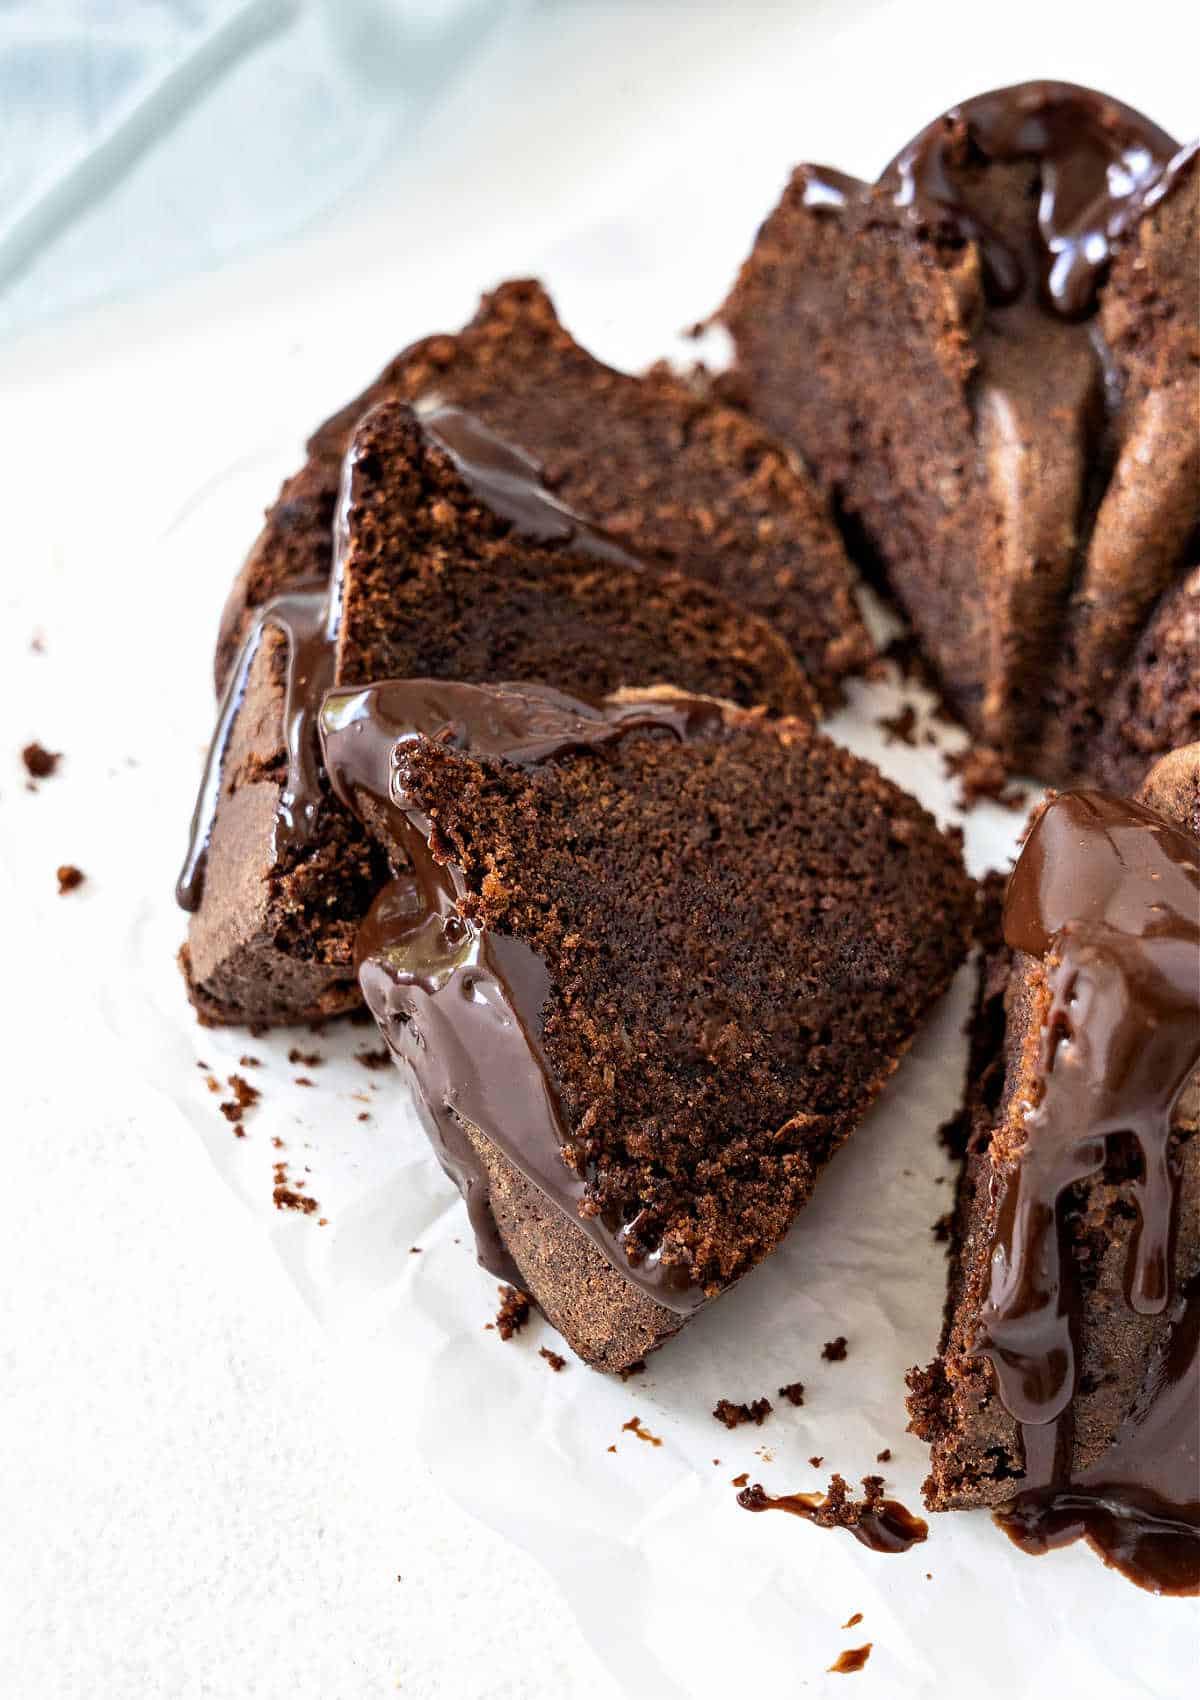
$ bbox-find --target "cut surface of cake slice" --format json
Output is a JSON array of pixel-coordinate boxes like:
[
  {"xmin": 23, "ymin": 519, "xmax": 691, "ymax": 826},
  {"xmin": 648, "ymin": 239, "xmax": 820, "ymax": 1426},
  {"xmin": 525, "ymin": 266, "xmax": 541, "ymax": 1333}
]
[
  {"xmin": 217, "ymin": 278, "xmax": 871, "ymax": 704},
  {"xmin": 907, "ymin": 744, "xmax": 1200, "ymax": 1595},
  {"xmin": 716, "ymin": 81, "xmax": 1198, "ymax": 786},
  {"xmin": 179, "ymin": 402, "xmax": 815, "ymax": 1028},
  {"xmin": 319, "ymin": 678, "xmax": 974, "ymax": 1370}
]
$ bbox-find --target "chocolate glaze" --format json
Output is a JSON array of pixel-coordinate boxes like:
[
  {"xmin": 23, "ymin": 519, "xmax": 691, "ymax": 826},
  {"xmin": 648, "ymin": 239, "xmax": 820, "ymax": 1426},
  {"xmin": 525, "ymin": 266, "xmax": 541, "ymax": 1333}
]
[
  {"xmin": 415, "ymin": 402, "xmax": 644, "ymax": 571},
  {"xmin": 886, "ymin": 81, "xmax": 1182, "ymax": 316},
  {"xmin": 975, "ymin": 790, "xmax": 1200, "ymax": 1594},
  {"xmin": 177, "ymin": 586, "xmax": 332, "ymax": 911},
  {"xmin": 736, "ymin": 1482, "xmax": 929, "ymax": 1554},
  {"xmin": 320, "ymin": 678, "xmax": 733, "ymax": 1312},
  {"xmin": 178, "ymin": 404, "xmax": 652, "ymax": 912}
]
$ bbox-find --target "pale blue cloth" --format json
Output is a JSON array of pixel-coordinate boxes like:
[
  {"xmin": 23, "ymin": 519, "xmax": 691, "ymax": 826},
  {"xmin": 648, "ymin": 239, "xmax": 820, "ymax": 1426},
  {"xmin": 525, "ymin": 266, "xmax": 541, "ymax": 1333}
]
[{"xmin": 0, "ymin": 0, "xmax": 524, "ymax": 335}]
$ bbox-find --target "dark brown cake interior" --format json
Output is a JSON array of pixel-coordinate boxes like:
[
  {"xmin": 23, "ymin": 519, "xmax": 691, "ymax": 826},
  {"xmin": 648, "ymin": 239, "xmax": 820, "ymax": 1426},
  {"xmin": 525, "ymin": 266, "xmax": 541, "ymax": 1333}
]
[
  {"xmin": 321, "ymin": 679, "xmax": 974, "ymax": 1365},
  {"xmin": 334, "ymin": 401, "xmax": 816, "ymax": 720},
  {"xmin": 181, "ymin": 399, "xmax": 816, "ymax": 1027},
  {"xmin": 219, "ymin": 279, "xmax": 871, "ymax": 704}
]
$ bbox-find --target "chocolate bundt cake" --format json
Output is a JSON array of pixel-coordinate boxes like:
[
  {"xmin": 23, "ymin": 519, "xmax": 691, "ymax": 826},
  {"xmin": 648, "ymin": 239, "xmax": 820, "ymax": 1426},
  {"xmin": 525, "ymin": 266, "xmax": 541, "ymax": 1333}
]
[
  {"xmin": 907, "ymin": 744, "xmax": 1200, "ymax": 1594},
  {"xmin": 717, "ymin": 81, "xmax": 1199, "ymax": 787},
  {"xmin": 179, "ymin": 400, "xmax": 816, "ymax": 1027},
  {"xmin": 217, "ymin": 278, "xmax": 870, "ymax": 702},
  {"xmin": 319, "ymin": 679, "xmax": 975, "ymax": 1369}
]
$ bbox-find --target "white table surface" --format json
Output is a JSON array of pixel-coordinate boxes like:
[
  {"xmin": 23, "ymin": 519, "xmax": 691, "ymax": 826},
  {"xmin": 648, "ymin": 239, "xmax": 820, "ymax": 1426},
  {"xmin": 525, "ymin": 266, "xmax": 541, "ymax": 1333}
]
[{"xmin": 2, "ymin": 5, "xmax": 1195, "ymax": 1696}]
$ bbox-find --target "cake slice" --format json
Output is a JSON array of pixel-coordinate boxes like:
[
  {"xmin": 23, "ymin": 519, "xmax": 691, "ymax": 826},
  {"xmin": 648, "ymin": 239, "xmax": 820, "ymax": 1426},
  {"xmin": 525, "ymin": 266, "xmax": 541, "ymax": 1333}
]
[
  {"xmin": 319, "ymin": 678, "xmax": 975, "ymax": 1369},
  {"xmin": 179, "ymin": 403, "xmax": 815, "ymax": 1027},
  {"xmin": 715, "ymin": 82, "xmax": 1198, "ymax": 784},
  {"xmin": 217, "ymin": 278, "xmax": 871, "ymax": 703},
  {"xmin": 907, "ymin": 745, "xmax": 1200, "ymax": 1594}
]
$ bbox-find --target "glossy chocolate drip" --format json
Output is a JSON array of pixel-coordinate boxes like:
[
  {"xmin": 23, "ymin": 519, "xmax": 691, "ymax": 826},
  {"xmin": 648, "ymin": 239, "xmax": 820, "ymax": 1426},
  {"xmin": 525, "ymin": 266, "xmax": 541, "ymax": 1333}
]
[
  {"xmin": 736, "ymin": 1482, "xmax": 929, "ymax": 1554},
  {"xmin": 321, "ymin": 677, "xmax": 728, "ymax": 805},
  {"xmin": 320, "ymin": 678, "xmax": 733, "ymax": 1312},
  {"xmin": 886, "ymin": 81, "xmax": 1181, "ymax": 316},
  {"xmin": 177, "ymin": 586, "xmax": 332, "ymax": 911},
  {"xmin": 974, "ymin": 790, "xmax": 1200, "ymax": 1593},
  {"xmin": 178, "ymin": 404, "xmax": 652, "ymax": 914},
  {"xmin": 415, "ymin": 401, "xmax": 644, "ymax": 571}
]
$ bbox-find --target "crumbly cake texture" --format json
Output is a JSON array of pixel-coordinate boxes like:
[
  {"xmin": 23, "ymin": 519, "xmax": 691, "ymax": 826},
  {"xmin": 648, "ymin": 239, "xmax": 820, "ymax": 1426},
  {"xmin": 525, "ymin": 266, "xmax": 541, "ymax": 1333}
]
[
  {"xmin": 217, "ymin": 278, "xmax": 870, "ymax": 702},
  {"xmin": 907, "ymin": 747, "xmax": 1200, "ymax": 1534},
  {"xmin": 716, "ymin": 87, "xmax": 1198, "ymax": 788},
  {"xmin": 334, "ymin": 685, "xmax": 974, "ymax": 1368},
  {"xmin": 333, "ymin": 402, "xmax": 815, "ymax": 719},
  {"xmin": 1094, "ymin": 568, "xmax": 1200, "ymax": 795},
  {"xmin": 182, "ymin": 402, "xmax": 817, "ymax": 1028}
]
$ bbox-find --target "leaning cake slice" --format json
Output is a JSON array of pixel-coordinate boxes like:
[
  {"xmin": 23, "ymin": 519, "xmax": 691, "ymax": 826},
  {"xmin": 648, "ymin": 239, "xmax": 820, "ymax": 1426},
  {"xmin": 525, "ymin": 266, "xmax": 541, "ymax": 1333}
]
[{"xmin": 320, "ymin": 678, "xmax": 974, "ymax": 1369}]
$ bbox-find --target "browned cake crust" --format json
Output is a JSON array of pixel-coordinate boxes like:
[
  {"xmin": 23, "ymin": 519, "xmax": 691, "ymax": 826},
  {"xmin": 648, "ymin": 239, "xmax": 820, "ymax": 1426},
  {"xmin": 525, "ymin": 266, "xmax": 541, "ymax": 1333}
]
[
  {"xmin": 323, "ymin": 681, "xmax": 975, "ymax": 1367},
  {"xmin": 907, "ymin": 748, "xmax": 1200, "ymax": 1568},
  {"xmin": 1094, "ymin": 568, "xmax": 1200, "ymax": 796},
  {"xmin": 716, "ymin": 86, "xmax": 1199, "ymax": 788},
  {"xmin": 216, "ymin": 279, "xmax": 870, "ymax": 702},
  {"xmin": 183, "ymin": 403, "xmax": 817, "ymax": 1028}
]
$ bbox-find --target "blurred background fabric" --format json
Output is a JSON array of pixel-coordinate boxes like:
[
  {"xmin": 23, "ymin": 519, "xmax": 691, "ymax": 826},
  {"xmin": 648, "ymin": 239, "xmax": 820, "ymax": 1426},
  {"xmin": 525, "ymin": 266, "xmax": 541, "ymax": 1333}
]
[{"xmin": 0, "ymin": 0, "xmax": 526, "ymax": 335}]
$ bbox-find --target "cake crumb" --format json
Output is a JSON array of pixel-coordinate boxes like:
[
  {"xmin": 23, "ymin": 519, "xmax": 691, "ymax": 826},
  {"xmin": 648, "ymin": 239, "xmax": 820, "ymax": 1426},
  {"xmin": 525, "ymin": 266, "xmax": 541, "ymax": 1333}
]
[
  {"xmin": 778, "ymin": 1380, "xmax": 805, "ymax": 1406},
  {"xmin": 219, "ymin": 1074, "xmax": 260, "ymax": 1123},
  {"xmin": 56, "ymin": 864, "xmax": 85, "ymax": 894},
  {"xmin": 357, "ymin": 1111, "xmax": 371, "ymax": 1122},
  {"xmin": 288, "ymin": 1047, "xmax": 323, "ymax": 1067},
  {"xmin": 842, "ymin": 1612, "xmax": 863, "ymax": 1629},
  {"xmin": 809, "ymin": 1456, "xmax": 824, "ymax": 1468},
  {"xmin": 22, "ymin": 742, "xmax": 60, "ymax": 779},
  {"xmin": 293, "ymin": 1076, "xmax": 315, "ymax": 1088},
  {"xmin": 944, "ymin": 744, "xmax": 1024, "ymax": 810},
  {"xmin": 731, "ymin": 1471, "xmax": 749, "ymax": 1487},
  {"xmin": 355, "ymin": 1046, "xmax": 392, "ymax": 1071},
  {"xmin": 822, "ymin": 1336, "xmax": 848, "ymax": 1362},
  {"xmin": 878, "ymin": 703, "xmax": 918, "ymax": 746},
  {"xmin": 713, "ymin": 1397, "xmax": 772, "ymax": 1429},
  {"xmin": 274, "ymin": 1187, "xmax": 318, "ymax": 1215},
  {"xmin": 932, "ymin": 1212, "xmax": 954, "ymax": 1243},
  {"xmin": 238, "ymin": 1055, "xmax": 261, "ymax": 1068},
  {"xmin": 828, "ymin": 1645, "xmax": 872, "ymax": 1675},
  {"xmin": 539, "ymin": 1346, "xmax": 567, "ymax": 1372},
  {"xmin": 495, "ymin": 1285, "xmax": 530, "ymax": 1340},
  {"xmin": 876, "ymin": 1449, "xmax": 892, "ymax": 1463},
  {"xmin": 607, "ymin": 1444, "xmax": 616, "ymax": 1453},
  {"xmin": 621, "ymin": 1416, "xmax": 662, "ymax": 1446}
]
